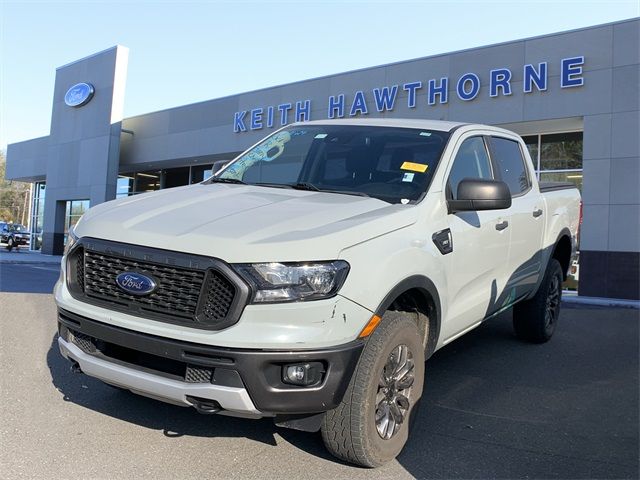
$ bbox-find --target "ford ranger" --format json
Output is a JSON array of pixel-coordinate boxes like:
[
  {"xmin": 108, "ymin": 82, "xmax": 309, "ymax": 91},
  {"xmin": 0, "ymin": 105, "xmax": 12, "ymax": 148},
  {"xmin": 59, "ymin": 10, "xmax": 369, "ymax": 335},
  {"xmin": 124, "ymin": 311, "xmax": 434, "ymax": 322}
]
[{"xmin": 55, "ymin": 119, "xmax": 581, "ymax": 467}]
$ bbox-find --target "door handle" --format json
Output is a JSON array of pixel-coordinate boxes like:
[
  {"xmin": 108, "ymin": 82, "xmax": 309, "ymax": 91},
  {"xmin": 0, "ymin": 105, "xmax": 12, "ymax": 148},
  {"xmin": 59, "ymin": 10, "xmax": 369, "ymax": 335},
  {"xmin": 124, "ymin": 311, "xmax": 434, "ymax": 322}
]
[
  {"xmin": 495, "ymin": 220, "xmax": 509, "ymax": 231},
  {"xmin": 533, "ymin": 208, "xmax": 543, "ymax": 218}
]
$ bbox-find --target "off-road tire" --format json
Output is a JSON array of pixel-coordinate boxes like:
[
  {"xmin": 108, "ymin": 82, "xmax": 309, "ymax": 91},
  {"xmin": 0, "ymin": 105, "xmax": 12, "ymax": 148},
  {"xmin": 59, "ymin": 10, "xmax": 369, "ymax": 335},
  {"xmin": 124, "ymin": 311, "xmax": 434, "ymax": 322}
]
[
  {"xmin": 513, "ymin": 258, "xmax": 563, "ymax": 343},
  {"xmin": 321, "ymin": 311, "xmax": 425, "ymax": 467}
]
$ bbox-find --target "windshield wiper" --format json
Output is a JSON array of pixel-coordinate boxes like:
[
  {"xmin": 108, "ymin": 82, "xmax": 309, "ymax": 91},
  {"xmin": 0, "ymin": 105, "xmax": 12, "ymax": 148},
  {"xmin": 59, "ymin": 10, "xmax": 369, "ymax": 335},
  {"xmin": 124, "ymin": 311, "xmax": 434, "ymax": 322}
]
[
  {"xmin": 295, "ymin": 182, "xmax": 371, "ymax": 198},
  {"xmin": 209, "ymin": 177, "xmax": 246, "ymax": 185},
  {"xmin": 291, "ymin": 182, "xmax": 320, "ymax": 191},
  {"xmin": 225, "ymin": 179, "xmax": 371, "ymax": 199},
  {"xmin": 253, "ymin": 182, "xmax": 293, "ymax": 189},
  {"xmin": 293, "ymin": 182, "xmax": 372, "ymax": 198},
  {"xmin": 320, "ymin": 189, "xmax": 371, "ymax": 198}
]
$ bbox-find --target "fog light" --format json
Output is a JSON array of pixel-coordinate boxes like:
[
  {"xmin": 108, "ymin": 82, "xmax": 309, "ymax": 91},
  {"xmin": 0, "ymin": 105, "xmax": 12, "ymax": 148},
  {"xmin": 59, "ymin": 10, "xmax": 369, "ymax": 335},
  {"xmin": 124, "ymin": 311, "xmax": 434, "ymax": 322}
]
[{"xmin": 283, "ymin": 362, "xmax": 325, "ymax": 387}]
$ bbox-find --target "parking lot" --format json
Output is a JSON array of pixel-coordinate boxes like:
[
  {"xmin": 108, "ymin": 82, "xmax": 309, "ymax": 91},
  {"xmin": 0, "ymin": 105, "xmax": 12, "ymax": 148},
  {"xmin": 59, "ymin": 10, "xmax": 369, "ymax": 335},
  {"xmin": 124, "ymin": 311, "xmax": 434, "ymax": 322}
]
[{"xmin": 0, "ymin": 263, "xmax": 638, "ymax": 479}]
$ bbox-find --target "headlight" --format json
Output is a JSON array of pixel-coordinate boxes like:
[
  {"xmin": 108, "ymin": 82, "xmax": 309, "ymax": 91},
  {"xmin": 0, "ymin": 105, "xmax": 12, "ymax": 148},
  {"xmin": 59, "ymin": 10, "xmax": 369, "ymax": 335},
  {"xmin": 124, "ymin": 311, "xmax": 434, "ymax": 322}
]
[
  {"xmin": 63, "ymin": 227, "xmax": 78, "ymax": 256},
  {"xmin": 235, "ymin": 261, "xmax": 349, "ymax": 303}
]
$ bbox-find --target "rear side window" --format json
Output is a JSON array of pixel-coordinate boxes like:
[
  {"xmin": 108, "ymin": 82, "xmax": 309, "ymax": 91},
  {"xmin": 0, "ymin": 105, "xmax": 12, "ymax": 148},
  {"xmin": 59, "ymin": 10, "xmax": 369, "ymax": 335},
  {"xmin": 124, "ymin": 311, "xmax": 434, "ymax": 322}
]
[
  {"xmin": 491, "ymin": 137, "xmax": 530, "ymax": 196},
  {"xmin": 448, "ymin": 136, "xmax": 493, "ymax": 199}
]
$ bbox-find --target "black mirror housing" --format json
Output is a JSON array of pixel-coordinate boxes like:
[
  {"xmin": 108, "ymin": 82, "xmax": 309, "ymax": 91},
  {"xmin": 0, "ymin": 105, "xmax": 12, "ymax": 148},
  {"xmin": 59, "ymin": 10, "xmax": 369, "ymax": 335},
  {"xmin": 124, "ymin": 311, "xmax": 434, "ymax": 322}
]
[{"xmin": 448, "ymin": 178, "xmax": 512, "ymax": 212}]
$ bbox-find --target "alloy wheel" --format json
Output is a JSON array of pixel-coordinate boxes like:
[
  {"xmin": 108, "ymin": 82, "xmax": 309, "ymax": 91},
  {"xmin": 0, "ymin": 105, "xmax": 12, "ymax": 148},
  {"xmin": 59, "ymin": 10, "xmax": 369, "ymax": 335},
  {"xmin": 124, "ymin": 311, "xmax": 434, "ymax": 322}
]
[
  {"xmin": 545, "ymin": 274, "xmax": 561, "ymax": 329},
  {"xmin": 375, "ymin": 344, "xmax": 415, "ymax": 440}
]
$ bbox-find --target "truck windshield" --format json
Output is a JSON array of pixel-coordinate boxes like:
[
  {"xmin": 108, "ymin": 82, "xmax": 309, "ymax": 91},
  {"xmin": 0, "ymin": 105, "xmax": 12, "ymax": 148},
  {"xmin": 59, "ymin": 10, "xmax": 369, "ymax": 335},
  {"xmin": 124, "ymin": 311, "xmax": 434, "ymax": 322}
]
[{"xmin": 213, "ymin": 125, "xmax": 450, "ymax": 203}]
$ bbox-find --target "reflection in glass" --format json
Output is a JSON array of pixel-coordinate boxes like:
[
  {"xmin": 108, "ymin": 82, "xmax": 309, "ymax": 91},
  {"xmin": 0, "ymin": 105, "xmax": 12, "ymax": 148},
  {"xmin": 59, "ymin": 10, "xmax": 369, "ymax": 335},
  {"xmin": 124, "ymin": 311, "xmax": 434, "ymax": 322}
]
[{"xmin": 539, "ymin": 132, "xmax": 582, "ymax": 170}]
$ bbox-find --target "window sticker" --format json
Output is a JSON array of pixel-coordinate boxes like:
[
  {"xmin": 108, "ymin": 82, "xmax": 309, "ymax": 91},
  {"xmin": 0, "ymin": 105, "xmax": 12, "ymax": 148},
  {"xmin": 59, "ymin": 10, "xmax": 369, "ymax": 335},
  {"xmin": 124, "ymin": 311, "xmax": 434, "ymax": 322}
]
[
  {"xmin": 419, "ymin": 132, "xmax": 432, "ymax": 137},
  {"xmin": 402, "ymin": 172, "xmax": 415, "ymax": 182},
  {"xmin": 223, "ymin": 130, "xmax": 291, "ymax": 179},
  {"xmin": 314, "ymin": 133, "xmax": 328, "ymax": 139},
  {"xmin": 400, "ymin": 161, "xmax": 429, "ymax": 173}
]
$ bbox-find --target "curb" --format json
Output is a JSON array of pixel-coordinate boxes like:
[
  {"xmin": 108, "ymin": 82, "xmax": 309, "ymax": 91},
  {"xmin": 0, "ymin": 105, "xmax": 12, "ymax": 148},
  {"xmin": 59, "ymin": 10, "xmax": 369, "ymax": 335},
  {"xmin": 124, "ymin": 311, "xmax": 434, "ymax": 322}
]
[{"xmin": 562, "ymin": 293, "xmax": 640, "ymax": 309}]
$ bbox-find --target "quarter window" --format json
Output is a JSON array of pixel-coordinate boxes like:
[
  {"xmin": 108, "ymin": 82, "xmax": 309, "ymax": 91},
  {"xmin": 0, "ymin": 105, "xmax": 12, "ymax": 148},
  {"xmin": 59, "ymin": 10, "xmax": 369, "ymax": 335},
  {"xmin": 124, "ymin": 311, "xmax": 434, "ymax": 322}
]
[
  {"xmin": 491, "ymin": 137, "xmax": 530, "ymax": 196},
  {"xmin": 448, "ymin": 137, "xmax": 493, "ymax": 199}
]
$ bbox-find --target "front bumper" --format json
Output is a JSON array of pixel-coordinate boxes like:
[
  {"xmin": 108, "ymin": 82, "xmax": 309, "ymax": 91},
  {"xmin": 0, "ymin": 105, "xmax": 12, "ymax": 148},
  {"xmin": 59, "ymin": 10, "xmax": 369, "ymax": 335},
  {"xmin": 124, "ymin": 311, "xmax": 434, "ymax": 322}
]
[
  {"xmin": 58, "ymin": 308, "xmax": 364, "ymax": 416},
  {"xmin": 58, "ymin": 337, "xmax": 262, "ymax": 417}
]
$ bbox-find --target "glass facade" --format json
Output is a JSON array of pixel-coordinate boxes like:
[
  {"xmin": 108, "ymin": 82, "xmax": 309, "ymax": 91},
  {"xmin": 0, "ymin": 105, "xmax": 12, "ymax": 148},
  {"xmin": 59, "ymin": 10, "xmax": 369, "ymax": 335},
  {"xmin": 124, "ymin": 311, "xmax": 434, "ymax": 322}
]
[
  {"xmin": 116, "ymin": 163, "xmax": 227, "ymax": 197},
  {"xmin": 64, "ymin": 199, "xmax": 90, "ymax": 245},
  {"xmin": 523, "ymin": 131, "xmax": 583, "ymax": 191},
  {"xmin": 29, "ymin": 182, "xmax": 46, "ymax": 250}
]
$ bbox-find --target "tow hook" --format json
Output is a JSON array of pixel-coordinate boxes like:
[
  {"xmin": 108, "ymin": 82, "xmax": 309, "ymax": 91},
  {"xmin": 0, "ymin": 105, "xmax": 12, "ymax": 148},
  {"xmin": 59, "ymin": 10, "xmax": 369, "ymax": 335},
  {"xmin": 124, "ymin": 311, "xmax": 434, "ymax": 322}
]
[
  {"xmin": 186, "ymin": 395, "xmax": 222, "ymax": 414},
  {"xmin": 69, "ymin": 359, "xmax": 82, "ymax": 374}
]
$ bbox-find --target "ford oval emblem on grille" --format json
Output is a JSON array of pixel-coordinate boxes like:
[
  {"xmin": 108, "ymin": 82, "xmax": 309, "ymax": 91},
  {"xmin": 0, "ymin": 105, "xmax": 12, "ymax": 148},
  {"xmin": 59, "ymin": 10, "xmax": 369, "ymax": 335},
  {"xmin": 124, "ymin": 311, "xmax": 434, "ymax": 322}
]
[{"xmin": 115, "ymin": 272, "xmax": 157, "ymax": 296}]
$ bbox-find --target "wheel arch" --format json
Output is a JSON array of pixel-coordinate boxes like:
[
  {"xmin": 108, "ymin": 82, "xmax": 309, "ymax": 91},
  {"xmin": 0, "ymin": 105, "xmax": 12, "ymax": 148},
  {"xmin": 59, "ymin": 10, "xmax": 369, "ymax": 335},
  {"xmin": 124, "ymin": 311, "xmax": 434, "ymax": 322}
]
[
  {"xmin": 551, "ymin": 228, "xmax": 573, "ymax": 280},
  {"xmin": 374, "ymin": 275, "xmax": 441, "ymax": 359}
]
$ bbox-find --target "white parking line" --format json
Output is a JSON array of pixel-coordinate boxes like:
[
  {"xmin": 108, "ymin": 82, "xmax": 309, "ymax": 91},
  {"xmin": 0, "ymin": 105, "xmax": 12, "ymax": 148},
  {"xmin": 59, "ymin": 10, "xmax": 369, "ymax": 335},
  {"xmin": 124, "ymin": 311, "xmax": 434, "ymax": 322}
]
[{"xmin": 29, "ymin": 265, "xmax": 60, "ymax": 272}]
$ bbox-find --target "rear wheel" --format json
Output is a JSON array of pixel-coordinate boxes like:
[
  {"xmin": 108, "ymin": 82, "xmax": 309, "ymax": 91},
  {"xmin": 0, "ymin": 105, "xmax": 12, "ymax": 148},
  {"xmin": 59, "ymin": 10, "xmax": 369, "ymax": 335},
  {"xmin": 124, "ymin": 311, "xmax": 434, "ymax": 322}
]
[
  {"xmin": 513, "ymin": 258, "xmax": 563, "ymax": 343},
  {"xmin": 6, "ymin": 238, "xmax": 14, "ymax": 251},
  {"xmin": 321, "ymin": 311, "xmax": 425, "ymax": 467}
]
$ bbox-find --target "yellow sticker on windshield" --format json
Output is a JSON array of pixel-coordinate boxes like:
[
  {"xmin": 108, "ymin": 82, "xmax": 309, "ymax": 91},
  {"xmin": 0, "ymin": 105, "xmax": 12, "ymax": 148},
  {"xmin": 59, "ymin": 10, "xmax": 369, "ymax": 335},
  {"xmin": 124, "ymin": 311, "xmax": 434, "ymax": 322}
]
[{"xmin": 400, "ymin": 162, "xmax": 428, "ymax": 173}]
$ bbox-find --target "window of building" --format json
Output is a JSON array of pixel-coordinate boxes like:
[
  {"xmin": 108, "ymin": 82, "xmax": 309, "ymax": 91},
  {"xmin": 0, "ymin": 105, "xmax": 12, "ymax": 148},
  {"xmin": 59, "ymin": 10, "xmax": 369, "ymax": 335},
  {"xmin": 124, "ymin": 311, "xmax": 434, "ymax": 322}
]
[
  {"xmin": 117, "ymin": 175, "xmax": 134, "ymax": 198},
  {"xmin": 135, "ymin": 171, "xmax": 162, "ymax": 193},
  {"xmin": 163, "ymin": 167, "xmax": 190, "ymax": 189},
  {"xmin": 522, "ymin": 131, "xmax": 583, "ymax": 191},
  {"xmin": 30, "ymin": 182, "xmax": 46, "ymax": 250},
  {"xmin": 64, "ymin": 199, "xmax": 89, "ymax": 244},
  {"xmin": 190, "ymin": 165, "xmax": 214, "ymax": 184}
]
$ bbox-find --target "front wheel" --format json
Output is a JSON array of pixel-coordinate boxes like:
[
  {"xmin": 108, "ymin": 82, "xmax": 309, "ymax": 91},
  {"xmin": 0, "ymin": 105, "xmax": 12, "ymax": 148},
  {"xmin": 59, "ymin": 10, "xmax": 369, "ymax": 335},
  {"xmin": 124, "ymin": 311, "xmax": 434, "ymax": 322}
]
[
  {"xmin": 513, "ymin": 258, "xmax": 563, "ymax": 343},
  {"xmin": 321, "ymin": 311, "xmax": 425, "ymax": 467}
]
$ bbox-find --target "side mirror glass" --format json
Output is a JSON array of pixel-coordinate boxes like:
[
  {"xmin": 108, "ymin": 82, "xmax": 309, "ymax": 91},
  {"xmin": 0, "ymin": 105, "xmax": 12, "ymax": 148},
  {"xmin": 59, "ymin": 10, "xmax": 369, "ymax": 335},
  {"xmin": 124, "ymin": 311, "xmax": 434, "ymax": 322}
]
[{"xmin": 448, "ymin": 178, "xmax": 512, "ymax": 213}]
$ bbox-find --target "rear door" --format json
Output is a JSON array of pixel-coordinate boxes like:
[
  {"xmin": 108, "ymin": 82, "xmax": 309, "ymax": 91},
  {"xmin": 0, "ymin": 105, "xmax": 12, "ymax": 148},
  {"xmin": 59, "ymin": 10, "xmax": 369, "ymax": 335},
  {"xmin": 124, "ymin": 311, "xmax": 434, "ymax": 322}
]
[
  {"xmin": 441, "ymin": 135, "xmax": 513, "ymax": 341},
  {"xmin": 488, "ymin": 135, "xmax": 545, "ymax": 302}
]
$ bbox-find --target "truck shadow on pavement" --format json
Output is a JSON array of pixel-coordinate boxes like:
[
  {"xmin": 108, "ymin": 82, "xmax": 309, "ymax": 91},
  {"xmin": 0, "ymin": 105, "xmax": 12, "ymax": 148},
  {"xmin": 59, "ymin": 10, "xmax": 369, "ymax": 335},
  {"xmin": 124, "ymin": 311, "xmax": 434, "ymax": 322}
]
[{"xmin": 46, "ymin": 309, "xmax": 639, "ymax": 478}]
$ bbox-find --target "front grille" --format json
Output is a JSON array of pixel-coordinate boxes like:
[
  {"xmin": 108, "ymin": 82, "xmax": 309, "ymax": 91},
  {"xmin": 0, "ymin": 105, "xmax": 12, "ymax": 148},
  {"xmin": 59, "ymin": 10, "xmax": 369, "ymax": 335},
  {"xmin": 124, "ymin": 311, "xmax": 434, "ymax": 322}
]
[
  {"xmin": 199, "ymin": 271, "xmax": 236, "ymax": 321},
  {"xmin": 67, "ymin": 239, "xmax": 247, "ymax": 329},
  {"xmin": 84, "ymin": 250, "xmax": 205, "ymax": 318}
]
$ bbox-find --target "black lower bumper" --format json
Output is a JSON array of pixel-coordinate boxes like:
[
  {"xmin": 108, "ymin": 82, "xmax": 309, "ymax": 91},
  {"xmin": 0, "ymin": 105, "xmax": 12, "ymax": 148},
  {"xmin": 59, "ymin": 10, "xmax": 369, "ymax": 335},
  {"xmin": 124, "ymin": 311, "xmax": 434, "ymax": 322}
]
[{"xmin": 57, "ymin": 308, "xmax": 364, "ymax": 414}]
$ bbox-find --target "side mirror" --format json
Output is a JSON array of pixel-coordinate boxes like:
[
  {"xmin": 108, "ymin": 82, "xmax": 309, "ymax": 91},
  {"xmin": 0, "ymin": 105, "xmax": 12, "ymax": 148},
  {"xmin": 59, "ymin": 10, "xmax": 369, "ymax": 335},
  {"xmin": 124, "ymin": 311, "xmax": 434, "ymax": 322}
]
[{"xmin": 448, "ymin": 178, "xmax": 512, "ymax": 213}]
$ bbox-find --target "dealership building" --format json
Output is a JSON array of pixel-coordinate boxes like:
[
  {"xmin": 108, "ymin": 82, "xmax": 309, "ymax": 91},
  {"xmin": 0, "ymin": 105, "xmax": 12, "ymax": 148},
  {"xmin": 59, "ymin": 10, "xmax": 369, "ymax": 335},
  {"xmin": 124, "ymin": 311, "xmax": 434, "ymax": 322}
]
[{"xmin": 6, "ymin": 18, "xmax": 639, "ymax": 299}]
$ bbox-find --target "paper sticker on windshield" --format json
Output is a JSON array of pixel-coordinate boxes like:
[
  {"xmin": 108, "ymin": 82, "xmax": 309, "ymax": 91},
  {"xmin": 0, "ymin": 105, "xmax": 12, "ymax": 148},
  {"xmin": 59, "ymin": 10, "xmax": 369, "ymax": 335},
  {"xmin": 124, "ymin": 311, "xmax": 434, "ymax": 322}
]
[
  {"xmin": 314, "ymin": 133, "xmax": 328, "ymax": 139},
  {"xmin": 400, "ymin": 162, "xmax": 428, "ymax": 173},
  {"xmin": 402, "ymin": 172, "xmax": 415, "ymax": 182}
]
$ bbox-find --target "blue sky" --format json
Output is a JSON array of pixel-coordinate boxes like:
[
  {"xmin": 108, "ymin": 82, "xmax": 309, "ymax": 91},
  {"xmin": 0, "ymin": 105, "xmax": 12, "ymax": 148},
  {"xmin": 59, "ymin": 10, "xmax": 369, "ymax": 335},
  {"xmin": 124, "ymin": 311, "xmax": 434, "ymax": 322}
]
[{"xmin": 1, "ymin": 0, "xmax": 638, "ymax": 149}]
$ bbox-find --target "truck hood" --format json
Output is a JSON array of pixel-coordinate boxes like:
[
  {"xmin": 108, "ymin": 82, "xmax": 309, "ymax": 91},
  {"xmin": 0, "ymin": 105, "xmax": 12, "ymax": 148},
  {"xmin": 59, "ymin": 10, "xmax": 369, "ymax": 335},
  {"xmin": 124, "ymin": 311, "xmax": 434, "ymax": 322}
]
[{"xmin": 75, "ymin": 183, "xmax": 418, "ymax": 262}]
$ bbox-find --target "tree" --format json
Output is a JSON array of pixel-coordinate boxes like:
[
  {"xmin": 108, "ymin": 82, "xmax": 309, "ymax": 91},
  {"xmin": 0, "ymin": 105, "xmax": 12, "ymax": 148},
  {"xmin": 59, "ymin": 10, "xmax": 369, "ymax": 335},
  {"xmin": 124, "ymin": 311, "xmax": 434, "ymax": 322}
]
[{"xmin": 0, "ymin": 150, "xmax": 32, "ymax": 225}]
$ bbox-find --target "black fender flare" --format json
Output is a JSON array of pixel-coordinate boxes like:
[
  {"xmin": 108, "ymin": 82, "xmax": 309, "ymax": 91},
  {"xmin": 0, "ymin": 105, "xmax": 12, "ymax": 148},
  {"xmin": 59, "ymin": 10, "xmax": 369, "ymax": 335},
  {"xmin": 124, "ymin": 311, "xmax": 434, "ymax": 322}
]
[
  {"xmin": 528, "ymin": 227, "xmax": 573, "ymax": 299},
  {"xmin": 374, "ymin": 275, "xmax": 441, "ymax": 358}
]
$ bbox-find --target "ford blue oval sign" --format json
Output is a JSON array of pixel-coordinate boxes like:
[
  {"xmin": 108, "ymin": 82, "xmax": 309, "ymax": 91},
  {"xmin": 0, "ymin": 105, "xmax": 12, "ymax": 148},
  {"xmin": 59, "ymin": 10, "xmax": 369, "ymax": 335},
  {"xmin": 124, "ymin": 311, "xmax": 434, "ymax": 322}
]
[
  {"xmin": 64, "ymin": 82, "xmax": 95, "ymax": 107},
  {"xmin": 115, "ymin": 272, "xmax": 157, "ymax": 296}
]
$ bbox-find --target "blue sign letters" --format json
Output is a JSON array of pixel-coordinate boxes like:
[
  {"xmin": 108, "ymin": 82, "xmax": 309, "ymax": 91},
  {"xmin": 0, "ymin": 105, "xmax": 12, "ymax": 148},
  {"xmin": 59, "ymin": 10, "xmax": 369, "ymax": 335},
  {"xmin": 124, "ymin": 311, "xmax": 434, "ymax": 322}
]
[{"xmin": 233, "ymin": 56, "xmax": 585, "ymax": 132}]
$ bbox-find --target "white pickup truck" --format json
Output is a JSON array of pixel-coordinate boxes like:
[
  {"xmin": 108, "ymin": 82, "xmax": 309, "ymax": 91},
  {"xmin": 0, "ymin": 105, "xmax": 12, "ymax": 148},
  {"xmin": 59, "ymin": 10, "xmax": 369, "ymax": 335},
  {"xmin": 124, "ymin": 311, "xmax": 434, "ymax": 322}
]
[{"xmin": 55, "ymin": 119, "xmax": 580, "ymax": 467}]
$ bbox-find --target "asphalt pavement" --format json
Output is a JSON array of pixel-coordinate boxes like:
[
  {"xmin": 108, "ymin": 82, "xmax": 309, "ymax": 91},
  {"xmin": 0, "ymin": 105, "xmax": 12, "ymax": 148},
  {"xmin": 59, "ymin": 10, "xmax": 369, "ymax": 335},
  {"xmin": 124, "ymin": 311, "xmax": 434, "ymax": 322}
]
[
  {"xmin": 0, "ymin": 262, "xmax": 61, "ymax": 293},
  {"xmin": 0, "ymin": 263, "xmax": 638, "ymax": 479}
]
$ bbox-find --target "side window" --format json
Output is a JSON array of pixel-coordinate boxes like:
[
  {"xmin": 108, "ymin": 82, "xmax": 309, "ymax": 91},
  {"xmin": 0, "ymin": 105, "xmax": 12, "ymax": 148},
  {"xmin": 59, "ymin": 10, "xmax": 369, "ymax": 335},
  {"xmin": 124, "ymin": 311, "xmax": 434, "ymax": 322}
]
[
  {"xmin": 491, "ymin": 137, "xmax": 530, "ymax": 196},
  {"xmin": 448, "ymin": 137, "xmax": 493, "ymax": 199}
]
